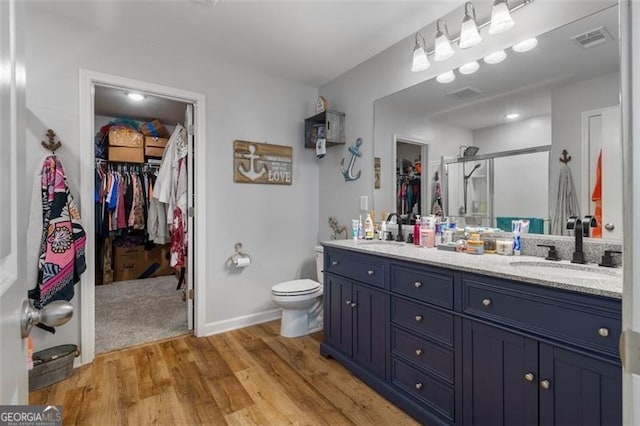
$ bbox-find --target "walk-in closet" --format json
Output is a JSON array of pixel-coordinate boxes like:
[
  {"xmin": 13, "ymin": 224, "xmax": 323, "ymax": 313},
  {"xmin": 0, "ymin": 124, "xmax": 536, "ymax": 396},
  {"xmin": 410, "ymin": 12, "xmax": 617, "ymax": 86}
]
[{"xmin": 93, "ymin": 85, "xmax": 194, "ymax": 354}]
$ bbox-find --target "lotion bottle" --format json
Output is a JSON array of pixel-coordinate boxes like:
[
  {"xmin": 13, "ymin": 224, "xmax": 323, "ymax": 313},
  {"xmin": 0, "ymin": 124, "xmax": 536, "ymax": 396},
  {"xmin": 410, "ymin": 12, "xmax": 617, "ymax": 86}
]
[
  {"xmin": 413, "ymin": 215, "xmax": 421, "ymax": 246},
  {"xmin": 364, "ymin": 214, "xmax": 374, "ymax": 240}
]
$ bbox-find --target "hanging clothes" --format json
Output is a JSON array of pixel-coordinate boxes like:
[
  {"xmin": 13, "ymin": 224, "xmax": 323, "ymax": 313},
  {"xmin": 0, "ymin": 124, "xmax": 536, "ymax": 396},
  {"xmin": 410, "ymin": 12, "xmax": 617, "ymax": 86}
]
[
  {"xmin": 591, "ymin": 150, "xmax": 603, "ymax": 238},
  {"xmin": 551, "ymin": 163, "xmax": 581, "ymax": 235},
  {"xmin": 27, "ymin": 155, "xmax": 87, "ymax": 310}
]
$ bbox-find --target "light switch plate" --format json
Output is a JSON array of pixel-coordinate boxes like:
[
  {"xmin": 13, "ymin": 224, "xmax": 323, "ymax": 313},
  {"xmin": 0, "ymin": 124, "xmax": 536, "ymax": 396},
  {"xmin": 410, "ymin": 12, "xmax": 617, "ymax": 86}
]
[{"xmin": 360, "ymin": 195, "xmax": 368, "ymax": 211}]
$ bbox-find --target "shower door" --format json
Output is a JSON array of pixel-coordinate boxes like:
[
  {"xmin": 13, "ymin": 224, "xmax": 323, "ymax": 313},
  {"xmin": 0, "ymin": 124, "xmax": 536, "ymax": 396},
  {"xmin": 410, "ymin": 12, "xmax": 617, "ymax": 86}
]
[{"xmin": 444, "ymin": 159, "xmax": 492, "ymax": 227}]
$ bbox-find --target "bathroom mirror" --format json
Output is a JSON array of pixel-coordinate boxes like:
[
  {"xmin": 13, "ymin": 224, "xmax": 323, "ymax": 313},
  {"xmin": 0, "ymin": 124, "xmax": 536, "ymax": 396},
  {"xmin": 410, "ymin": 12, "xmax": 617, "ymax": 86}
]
[{"xmin": 373, "ymin": 3, "xmax": 621, "ymax": 240}]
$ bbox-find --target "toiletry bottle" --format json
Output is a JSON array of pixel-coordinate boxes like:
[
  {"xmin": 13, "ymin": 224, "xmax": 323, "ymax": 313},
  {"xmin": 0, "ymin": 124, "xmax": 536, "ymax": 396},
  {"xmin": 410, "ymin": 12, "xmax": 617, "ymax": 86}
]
[
  {"xmin": 426, "ymin": 221, "xmax": 435, "ymax": 248},
  {"xmin": 414, "ymin": 215, "xmax": 421, "ymax": 246},
  {"xmin": 364, "ymin": 213, "xmax": 374, "ymax": 240},
  {"xmin": 352, "ymin": 219, "xmax": 359, "ymax": 242},
  {"xmin": 358, "ymin": 215, "xmax": 364, "ymax": 240},
  {"xmin": 379, "ymin": 221, "xmax": 387, "ymax": 240}
]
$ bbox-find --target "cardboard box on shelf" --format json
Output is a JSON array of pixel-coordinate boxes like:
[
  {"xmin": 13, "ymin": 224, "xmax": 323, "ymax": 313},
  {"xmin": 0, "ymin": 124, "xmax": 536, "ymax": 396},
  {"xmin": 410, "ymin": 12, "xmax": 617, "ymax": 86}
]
[
  {"xmin": 144, "ymin": 146, "xmax": 165, "ymax": 158},
  {"xmin": 113, "ymin": 244, "xmax": 172, "ymax": 282},
  {"xmin": 145, "ymin": 136, "xmax": 169, "ymax": 148},
  {"xmin": 109, "ymin": 146, "xmax": 144, "ymax": 163},
  {"xmin": 109, "ymin": 128, "xmax": 144, "ymax": 147}
]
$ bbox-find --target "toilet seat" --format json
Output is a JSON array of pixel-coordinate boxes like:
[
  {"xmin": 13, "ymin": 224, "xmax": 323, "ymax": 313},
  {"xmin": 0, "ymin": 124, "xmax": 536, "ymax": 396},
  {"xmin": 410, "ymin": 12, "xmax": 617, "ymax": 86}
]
[{"xmin": 272, "ymin": 279, "xmax": 322, "ymax": 297}]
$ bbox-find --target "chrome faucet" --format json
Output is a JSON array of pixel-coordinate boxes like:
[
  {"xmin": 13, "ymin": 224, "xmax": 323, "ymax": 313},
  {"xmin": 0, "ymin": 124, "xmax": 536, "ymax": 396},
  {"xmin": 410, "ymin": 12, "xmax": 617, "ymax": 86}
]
[
  {"xmin": 387, "ymin": 213, "xmax": 404, "ymax": 242},
  {"xmin": 568, "ymin": 217, "xmax": 586, "ymax": 264}
]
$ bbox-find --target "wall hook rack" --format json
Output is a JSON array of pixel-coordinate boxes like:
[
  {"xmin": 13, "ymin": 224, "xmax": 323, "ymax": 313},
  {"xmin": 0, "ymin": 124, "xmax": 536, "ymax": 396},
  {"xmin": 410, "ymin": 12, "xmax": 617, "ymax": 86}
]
[
  {"xmin": 41, "ymin": 129, "xmax": 62, "ymax": 153},
  {"xmin": 559, "ymin": 149, "xmax": 572, "ymax": 164}
]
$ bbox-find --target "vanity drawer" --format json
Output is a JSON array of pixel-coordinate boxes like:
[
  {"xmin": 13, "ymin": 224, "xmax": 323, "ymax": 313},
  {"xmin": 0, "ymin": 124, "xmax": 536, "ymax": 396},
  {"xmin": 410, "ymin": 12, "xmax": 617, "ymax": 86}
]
[
  {"xmin": 391, "ymin": 297, "xmax": 454, "ymax": 347},
  {"xmin": 462, "ymin": 276, "xmax": 621, "ymax": 358},
  {"xmin": 324, "ymin": 248, "xmax": 386, "ymax": 288},
  {"xmin": 391, "ymin": 263, "xmax": 454, "ymax": 309},
  {"xmin": 391, "ymin": 358, "xmax": 455, "ymax": 422},
  {"xmin": 392, "ymin": 326, "xmax": 454, "ymax": 384}
]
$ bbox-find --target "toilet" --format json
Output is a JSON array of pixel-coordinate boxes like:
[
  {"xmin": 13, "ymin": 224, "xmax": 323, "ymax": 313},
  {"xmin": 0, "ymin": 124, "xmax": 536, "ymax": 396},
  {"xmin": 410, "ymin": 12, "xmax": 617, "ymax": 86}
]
[{"xmin": 271, "ymin": 246, "xmax": 324, "ymax": 337}]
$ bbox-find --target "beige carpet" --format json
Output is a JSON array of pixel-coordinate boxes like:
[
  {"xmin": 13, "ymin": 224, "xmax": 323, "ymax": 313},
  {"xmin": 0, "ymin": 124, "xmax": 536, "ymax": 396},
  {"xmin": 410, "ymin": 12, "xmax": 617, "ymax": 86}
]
[{"xmin": 95, "ymin": 275, "xmax": 188, "ymax": 354}]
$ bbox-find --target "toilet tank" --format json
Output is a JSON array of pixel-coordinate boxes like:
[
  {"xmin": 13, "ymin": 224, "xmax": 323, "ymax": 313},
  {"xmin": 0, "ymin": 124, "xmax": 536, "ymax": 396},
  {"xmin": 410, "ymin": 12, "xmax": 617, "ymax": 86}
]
[{"xmin": 314, "ymin": 246, "xmax": 324, "ymax": 283}]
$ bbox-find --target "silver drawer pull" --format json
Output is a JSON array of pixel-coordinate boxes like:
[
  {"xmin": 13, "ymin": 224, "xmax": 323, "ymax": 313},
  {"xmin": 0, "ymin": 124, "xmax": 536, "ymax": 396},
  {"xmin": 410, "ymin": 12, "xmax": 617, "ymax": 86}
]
[
  {"xmin": 540, "ymin": 380, "xmax": 551, "ymax": 390},
  {"xmin": 415, "ymin": 383, "xmax": 423, "ymax": 391},
  {"xmin": 524, "ymin": 373, "xmax": 535, "ymax": 382},
  {"xmin": 414, "ymin": 281, "xmax": 422, "ymax": 288},
  {"xmin": 415, "ymin": 348, "xmax": 423, "ymax": 356},
  {"xmin": 415, "ymin": 315, "xmax": 423, "ymax": 322},
  {"xmin": 482, "ymin": 298, "xmax": 492, "ymax": 306},
  {"xmin": 332, "ymin": 261, "xmax": 339, "ymax": 266},
  {"xmin": 345, "ymin": 300, "xmax": 352, "ymax": 305},
  {"xmin": 598, "ymin": 327, "xmax": 609, "ymax": 337},
  {"xmin": 368, "ymin": 270, "xmax": 374, "ymax": 275}
]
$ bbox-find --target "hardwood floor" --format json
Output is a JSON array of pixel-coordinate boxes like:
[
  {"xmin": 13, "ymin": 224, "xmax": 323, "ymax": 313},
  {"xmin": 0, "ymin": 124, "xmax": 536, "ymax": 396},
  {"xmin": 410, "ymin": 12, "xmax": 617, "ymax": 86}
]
[{"xmin": 30, "ymin": 321, "xmax": 418, "ymax": 425}]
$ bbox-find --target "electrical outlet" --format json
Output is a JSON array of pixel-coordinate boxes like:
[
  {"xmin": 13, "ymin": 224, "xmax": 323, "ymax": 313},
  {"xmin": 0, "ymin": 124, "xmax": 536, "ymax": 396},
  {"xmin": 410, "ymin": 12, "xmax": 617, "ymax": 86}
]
[{"xmin": 360, "ymin": 195, "xmax": 368, "ymax": 211}]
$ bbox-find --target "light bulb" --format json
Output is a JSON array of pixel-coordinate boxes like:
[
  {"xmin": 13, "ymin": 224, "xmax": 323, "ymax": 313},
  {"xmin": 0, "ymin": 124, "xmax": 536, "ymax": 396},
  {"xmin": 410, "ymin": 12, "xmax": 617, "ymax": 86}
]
[
  {"xmin": 459, "ymin": 3, "xmax": 482, "ymax": 49},
  {"xmin": 506, "ymin": 113, "xmax": 520, "ymax": 120},
  {"xmin": 513, "ymin": 38, "xmax": 538, "ymax": 53},
  {"xmin": 411, "ymin": 44, "xmax": 430, "ymax": 72},
  {"xmin": 489, "ymin": 0, "xmax": 515, "ymax": 35},
  {"xmin": 459, "ymin": 61, "xmax": 480, "ymax": 75},
  {"xmin": 436, "ymin": 71, "xmax": 456, "ymax": 84},
  {"xmin": 434, "ymin": 20, "xmax": 455, "ymax": 62},
  {"xmin": 126, "ymin": 92, "xmax": 145, "ymax": 101},
  {"xmin": 483, "ymin": 50, "xmax": 507, "ymax": 64}
]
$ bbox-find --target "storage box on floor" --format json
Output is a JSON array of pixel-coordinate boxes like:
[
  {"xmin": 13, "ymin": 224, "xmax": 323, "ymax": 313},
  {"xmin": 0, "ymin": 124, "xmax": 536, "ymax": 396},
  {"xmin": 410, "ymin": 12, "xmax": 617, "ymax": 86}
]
[
  {"xmin": 113, "ymin": 244, "xmax": 172, "ymax": 282},
  {"xmin": 108, "ymin": 128, "xmax": 144, "ymax": 163}
]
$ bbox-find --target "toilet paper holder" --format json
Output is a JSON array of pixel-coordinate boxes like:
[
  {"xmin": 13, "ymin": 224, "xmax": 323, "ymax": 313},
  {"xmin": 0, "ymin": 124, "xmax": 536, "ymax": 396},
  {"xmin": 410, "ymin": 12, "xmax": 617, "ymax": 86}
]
[{"xmin": 229, "ymin": 242, "xmax": 251, "ymax": 268}]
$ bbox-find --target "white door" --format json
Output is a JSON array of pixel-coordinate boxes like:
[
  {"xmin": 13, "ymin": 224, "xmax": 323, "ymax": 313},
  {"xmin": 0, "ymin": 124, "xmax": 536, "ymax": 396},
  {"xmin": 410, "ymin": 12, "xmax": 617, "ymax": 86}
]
[
  {"xmin": 581, "ymin": 105, "xmax": 622, "ymax": 239},
  {"xmin": 0, "ymin": 0, "xmax": 29, "ymax": 404},
  {"xmin": 185, "ymin": 104, "xmax": 194, "ymax": 331}
]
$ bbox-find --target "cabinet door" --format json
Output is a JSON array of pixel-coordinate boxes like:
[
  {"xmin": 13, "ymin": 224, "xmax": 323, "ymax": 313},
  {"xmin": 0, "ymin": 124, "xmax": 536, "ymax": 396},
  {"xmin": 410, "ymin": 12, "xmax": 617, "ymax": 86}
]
[
  {"xmin": 539, "ymin": 344, "xmax": 621, "ymax": 426},
  {"xmin": 462, "ymin": 320, "xmax": 538, "ymax": 426},
  {"xmin": 353, "ymin": 284, "xmax": 388, "ymax": 378},
  {"xmin": 324, "ymin": 274, "xmax": 353, "ymax": 356},
  {"xmin": 325, "ymin": 111, "xmax": 344, "ymax": 143}
]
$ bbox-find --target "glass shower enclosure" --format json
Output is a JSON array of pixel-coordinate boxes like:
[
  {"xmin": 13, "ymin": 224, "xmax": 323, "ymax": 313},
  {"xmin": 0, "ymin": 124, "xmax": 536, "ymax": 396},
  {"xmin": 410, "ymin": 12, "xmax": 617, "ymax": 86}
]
[{"xmin": 441, "ymin": 145, "xmax": 551, "ymax": 231}]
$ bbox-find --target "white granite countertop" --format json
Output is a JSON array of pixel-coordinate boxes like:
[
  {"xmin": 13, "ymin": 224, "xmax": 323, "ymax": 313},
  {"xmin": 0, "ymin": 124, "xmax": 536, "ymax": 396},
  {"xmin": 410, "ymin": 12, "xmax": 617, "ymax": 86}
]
[{"xmin": 322, "ymin": 240, "xmax": 622, "ymax": 299}]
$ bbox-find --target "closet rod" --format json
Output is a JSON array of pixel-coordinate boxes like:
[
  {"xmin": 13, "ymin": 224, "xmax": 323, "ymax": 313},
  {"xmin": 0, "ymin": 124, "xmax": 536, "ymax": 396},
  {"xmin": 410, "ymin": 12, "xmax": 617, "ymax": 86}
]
[{"xmin": 95, "ymin": 159, "xmax": 160, "ymax": 168}]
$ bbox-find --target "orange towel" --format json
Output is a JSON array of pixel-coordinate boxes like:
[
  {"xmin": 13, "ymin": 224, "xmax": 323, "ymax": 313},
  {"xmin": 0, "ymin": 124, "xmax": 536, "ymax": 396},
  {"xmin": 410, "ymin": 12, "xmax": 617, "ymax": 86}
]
[{"xmin": 591, "ymin": 150, "xmax": 602, "ymax": 238}]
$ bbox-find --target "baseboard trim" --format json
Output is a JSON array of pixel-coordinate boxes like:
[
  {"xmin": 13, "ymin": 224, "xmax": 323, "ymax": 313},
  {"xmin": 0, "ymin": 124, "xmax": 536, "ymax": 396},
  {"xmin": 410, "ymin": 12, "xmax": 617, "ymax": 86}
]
[{"xmin": 201, "ymin": 308, "xmax": 282, "ymax": 337}]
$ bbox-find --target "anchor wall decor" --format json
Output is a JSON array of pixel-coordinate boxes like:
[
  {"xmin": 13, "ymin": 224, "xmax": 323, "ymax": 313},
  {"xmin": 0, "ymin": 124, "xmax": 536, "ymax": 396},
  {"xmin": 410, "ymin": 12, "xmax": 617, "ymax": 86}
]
[
  {"xmin": 340, "ymin": 138, "xmax": 363, "ymax": 182},
  {"xmin": 233, "ymin": 140, "xmax": 293, "ymax": 185}
]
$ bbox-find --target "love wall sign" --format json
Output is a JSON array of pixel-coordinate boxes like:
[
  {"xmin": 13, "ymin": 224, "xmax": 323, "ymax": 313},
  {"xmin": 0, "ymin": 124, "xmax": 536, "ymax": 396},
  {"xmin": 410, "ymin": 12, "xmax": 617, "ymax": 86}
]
[{"xmin": 233, "ymin": 140, "xmax": 293, "ymax": 185}]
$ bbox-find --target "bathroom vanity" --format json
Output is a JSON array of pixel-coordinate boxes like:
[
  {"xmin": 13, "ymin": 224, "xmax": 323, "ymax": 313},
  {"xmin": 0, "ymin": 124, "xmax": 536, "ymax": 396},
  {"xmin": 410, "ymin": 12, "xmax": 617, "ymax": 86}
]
[{"xmin": 320, "ymin": 240, "xmax": 622, "ymax": 425}]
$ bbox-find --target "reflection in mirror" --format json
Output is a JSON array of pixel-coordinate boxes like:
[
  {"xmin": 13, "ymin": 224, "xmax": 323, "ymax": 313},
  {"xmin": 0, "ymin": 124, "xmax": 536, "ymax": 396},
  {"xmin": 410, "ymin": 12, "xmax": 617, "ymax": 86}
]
[{"xmin": 373, "ymin": 3, "xmax": 620, "ymax": 240}]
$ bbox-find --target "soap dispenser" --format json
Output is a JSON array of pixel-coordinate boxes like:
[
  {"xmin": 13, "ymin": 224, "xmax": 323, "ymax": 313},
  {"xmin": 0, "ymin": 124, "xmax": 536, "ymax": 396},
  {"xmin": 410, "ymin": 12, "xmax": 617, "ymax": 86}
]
[{"xmin": 414, "ymin": 215, "xmax": 421, "ymax": 246}]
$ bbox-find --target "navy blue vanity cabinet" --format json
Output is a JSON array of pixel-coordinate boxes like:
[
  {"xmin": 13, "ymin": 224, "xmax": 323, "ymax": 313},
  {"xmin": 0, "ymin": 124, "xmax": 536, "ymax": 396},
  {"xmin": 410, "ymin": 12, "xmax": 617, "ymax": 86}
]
[
  {"xmin": 322, "ymin": 248, "xmax": 389, "ymax": 379},
  {"xmin": 462, "ymin": 273, "xmax": 622, "ymax": 426},
  {"xmin": 389, "ymin": 262, "xmax": 462, "ymax": 425}
]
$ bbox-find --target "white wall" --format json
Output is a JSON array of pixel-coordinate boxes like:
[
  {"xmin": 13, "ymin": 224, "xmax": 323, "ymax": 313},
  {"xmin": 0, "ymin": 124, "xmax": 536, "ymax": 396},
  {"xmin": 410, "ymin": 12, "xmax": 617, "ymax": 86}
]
[
  {"xmin": 550, "ymin": 71, "xmax": 619, "ymax": 225},
  {"xmin": 473, "ymin": 116, "xmax": 551, "ymax": 225},
  {"xmin": 25, "ymin": 7, "xmax": 319, "ymax": 351}
]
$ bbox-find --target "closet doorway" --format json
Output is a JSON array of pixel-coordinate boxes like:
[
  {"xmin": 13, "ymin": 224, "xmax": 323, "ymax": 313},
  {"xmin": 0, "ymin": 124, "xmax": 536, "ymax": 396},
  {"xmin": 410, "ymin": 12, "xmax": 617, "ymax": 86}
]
[
  {"xmin": 392, "ymin": 135, "xmax": 429, "ymax": 221},
  {"xmin": 79, "ymin": 71, "xmax": 207, "ymax": 364}
]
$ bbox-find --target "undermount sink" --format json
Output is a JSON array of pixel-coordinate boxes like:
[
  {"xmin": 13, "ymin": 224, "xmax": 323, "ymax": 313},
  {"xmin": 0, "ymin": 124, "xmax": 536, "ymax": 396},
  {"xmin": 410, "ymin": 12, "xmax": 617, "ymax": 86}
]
[
  {"xmin": 508, "ymin": 261, "xmax": 620, "ymax": 280},
  {"xmin": 357, "ymin": 240, "xmax": 405, "ymax": 246}
]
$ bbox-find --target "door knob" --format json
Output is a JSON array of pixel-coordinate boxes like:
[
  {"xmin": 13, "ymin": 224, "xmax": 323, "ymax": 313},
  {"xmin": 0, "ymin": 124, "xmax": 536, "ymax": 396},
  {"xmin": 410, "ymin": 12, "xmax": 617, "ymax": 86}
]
[
  {"xmin": 524, "ymin": 373, "xmax": 535, "ymax": 382},
  {"xmin": 345, "ymin": 300, "xmax": 352, "ymax": 305},
  {"xmin": 604, "ymin": 223, "xmax": 615, "ymax": 231},
  {"xmin": 415, "ymin": 348, "xmax": 423, "ymax": 356},
  {"xmin": 332, "ymin": 261, "xmax": 339, "ymax": 266},
  {"xmin": 415, "ymin": 315, "xmax": 423, "ymax": 322},
  {"xmin": 414, "ymin": 282, "xmax": 422, "ymax": 288},
  {"xmin": 415, "ymin": 383, "xmax": 423, "ymax": 390},
  {"xmin": 482, "ymin": 298, "xmax": 492, "ymax": 306},
  {"xmin": 367, "ymin": 270, "xmax": 374, "ymax": 275},
  {"xmin": 540, "ymin": 380, "xmax": 551, "ymax": 390},
  {"xmin": 350, "ymin": 302, "xmax": 357, "ymax": 308},
  {"xmin": 21, "ymin": 299, "xmax": 73, "ymax": 338},
  {"xmin": 598, "ymin": 327, "xmax": 609, "ymax": 337}
]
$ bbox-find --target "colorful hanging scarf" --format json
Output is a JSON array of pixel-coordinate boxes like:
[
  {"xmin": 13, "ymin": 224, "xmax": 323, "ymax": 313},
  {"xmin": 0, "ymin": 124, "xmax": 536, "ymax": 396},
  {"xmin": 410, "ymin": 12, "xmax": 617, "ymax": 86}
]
[{"xmin": 30, "ymin": 156, "xmax": 87, "ymax": 308}]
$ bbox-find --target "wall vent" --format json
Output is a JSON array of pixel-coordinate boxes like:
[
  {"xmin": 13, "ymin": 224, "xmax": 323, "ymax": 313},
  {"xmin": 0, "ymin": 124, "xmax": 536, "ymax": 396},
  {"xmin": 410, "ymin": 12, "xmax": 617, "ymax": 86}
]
[
  {"xmin": 446, "ymin": 86, "xmax": 482, "ymax": 100},
  {"xmin": 571, "ymin": 26, "xmax": 613, "ymax": 49}
]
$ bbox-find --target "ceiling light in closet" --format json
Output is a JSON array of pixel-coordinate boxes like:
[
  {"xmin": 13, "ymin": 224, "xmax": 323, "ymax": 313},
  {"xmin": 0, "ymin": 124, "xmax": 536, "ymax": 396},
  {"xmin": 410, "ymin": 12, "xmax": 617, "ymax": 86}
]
[
  {"xmin": 434, "ymin": 20, "xmax": 455, "ymax": 62},
  {"xmin": 436, "ymin": 71, "xmax": 456, "ymax": 84},
  {"xmin": 512, "ymin": 37, "xmax": 538, "ymax": 53},
  {"xmin": 506, "ymin": 113, "xmax": 520, "ymax": 120},
  {"xmin": 489, "ymin": 0, "xmax": 515, "ymax": 35},
  {"xmin": 411, "ymin": 32, "xmax": 431, "ymax": 72},
  {"xmin": 459, "ymin": 2, "xmax": 482, "ymax": 49},
  {"xmin": 483, "ymin": 50, "xmax": 507, "ymax": 64},
  {"xmin": 459, "ymin": 61, "xmax": 480, "ymax": 75},
  {"xmin": 126, "ymin": 92, "xmax": 145, "ymax": 101}
]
